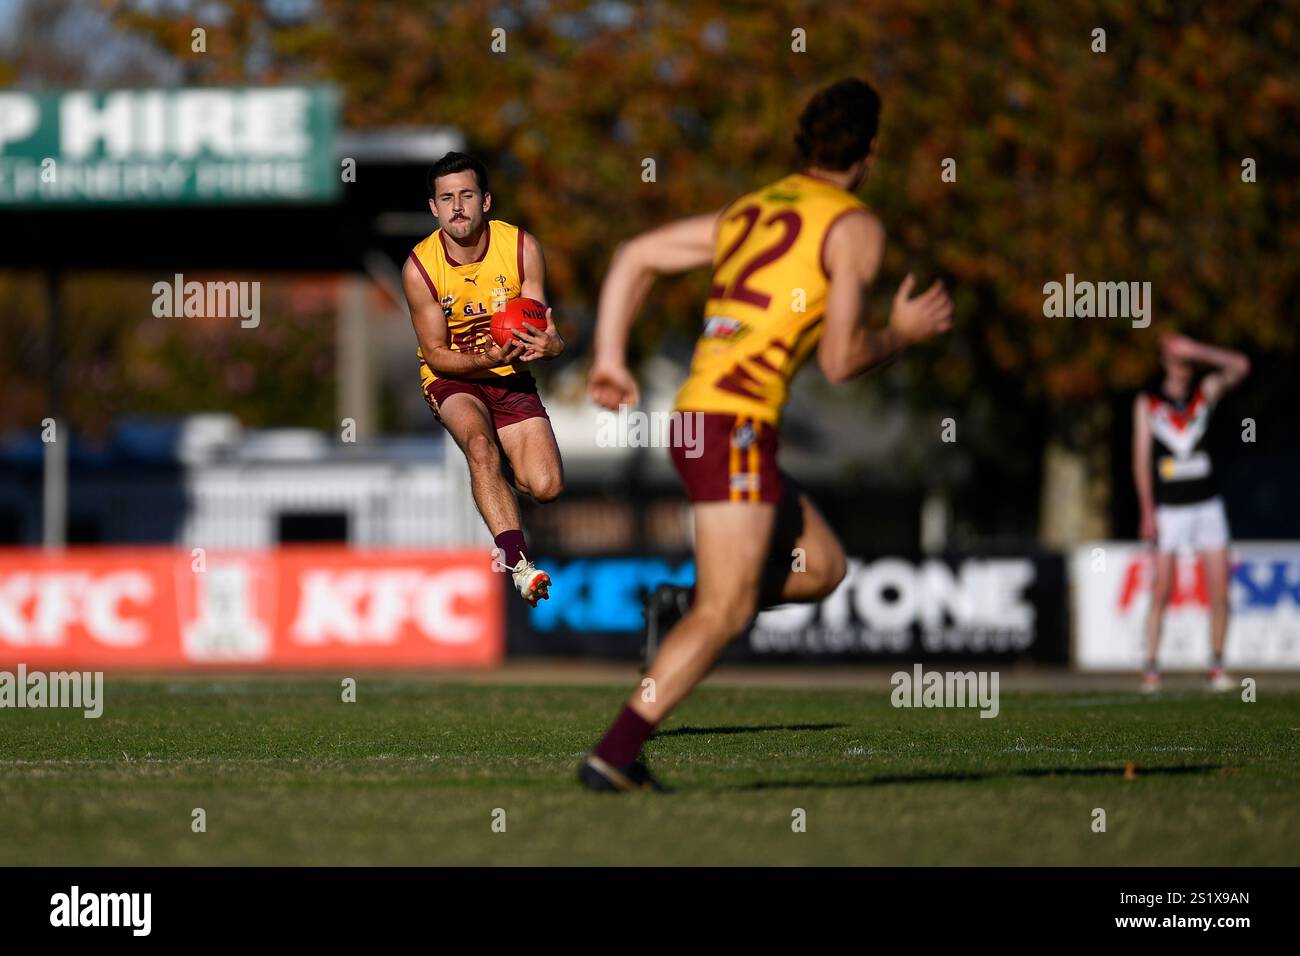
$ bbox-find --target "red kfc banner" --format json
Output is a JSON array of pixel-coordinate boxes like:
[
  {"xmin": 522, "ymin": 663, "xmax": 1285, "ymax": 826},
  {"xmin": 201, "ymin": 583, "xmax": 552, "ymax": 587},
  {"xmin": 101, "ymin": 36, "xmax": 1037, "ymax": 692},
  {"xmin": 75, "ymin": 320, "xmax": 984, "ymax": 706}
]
[{"xmin": 0, "ymin": 547, "xmax": 503, "ymax": 668}]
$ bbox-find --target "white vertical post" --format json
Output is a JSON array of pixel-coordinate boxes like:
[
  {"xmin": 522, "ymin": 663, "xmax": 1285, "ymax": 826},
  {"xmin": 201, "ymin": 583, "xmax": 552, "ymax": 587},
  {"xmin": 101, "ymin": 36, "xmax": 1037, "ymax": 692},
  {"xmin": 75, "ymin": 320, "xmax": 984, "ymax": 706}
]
[
  {"xmin": 337, "ymin": 274, "xmax": 373, "ymax": 443},
  {"xmin": 43, "ymin": 269, "xmax": 66, "ymax": 550}
]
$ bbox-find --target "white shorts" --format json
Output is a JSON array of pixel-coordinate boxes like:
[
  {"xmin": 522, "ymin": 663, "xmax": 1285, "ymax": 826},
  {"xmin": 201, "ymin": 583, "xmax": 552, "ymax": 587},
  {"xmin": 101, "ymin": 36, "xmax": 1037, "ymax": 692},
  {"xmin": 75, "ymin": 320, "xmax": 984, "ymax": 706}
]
[{"xmin": 1155, "ymin": 496, "xmax": 1230, "ymax": 554}]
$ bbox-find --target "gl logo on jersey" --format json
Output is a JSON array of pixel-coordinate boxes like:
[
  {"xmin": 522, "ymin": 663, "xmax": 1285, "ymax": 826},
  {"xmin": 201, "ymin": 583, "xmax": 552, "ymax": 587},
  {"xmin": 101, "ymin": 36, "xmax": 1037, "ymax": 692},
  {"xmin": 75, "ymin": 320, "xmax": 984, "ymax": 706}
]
[{"xmin": 463, "ymin": 301, "xmax": 489, "ymax": 318}]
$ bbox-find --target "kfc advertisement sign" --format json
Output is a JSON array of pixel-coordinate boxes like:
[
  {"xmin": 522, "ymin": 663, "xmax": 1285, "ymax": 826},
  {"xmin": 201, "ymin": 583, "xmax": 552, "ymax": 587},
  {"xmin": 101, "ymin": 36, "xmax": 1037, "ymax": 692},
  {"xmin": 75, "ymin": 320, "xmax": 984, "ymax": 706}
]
[{"xmin": 0, "ymin": 548, "xmax": 502, "ymax": 668}]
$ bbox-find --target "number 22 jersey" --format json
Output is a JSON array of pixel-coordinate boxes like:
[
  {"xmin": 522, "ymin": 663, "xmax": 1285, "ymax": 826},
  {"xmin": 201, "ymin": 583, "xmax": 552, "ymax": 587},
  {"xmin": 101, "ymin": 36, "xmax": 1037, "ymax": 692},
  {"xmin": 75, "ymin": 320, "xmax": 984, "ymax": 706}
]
[{"xmin": 673, "ymin": 172, "xmax": 868, "ymax": 426}]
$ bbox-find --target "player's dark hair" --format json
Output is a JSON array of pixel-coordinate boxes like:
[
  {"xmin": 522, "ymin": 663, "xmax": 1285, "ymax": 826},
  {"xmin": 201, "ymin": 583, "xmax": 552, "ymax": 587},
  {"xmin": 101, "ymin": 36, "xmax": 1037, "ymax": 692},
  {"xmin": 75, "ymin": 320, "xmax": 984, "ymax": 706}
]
[
  {"xmin": 795, "ymin": 78, "xmax": 882, "ymax": 170},
  {"xmin": 427, "ymin": 152, "xmax": 489, "ymax": 197}
]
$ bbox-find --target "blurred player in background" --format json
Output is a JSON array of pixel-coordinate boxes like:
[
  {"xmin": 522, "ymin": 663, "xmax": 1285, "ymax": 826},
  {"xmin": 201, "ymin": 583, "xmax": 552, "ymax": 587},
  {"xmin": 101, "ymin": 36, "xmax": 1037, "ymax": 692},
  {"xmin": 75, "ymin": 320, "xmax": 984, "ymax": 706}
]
[
  {"xmin": 1133, "ymin": 332, "xmax": 1250, "ymax": 692},
  {"xmin": 403, "ymin": 152, "xmax": 565, "ymax": 606},
  {"xmin": 581, "ymin": 78, "xmax": 953, "ymax": 791}
]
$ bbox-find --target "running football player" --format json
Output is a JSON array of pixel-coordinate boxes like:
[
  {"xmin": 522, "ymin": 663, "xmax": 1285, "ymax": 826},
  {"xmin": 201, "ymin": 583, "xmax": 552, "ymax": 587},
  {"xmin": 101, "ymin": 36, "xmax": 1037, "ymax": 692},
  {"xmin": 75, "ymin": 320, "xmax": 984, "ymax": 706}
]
[
  {"xmin": 1133, "ymin": 332, "xmax": 1250, "ymax": 692},
  {"xmin": 580, "ymin": 78, "xmax": 953, "ymax": 791},
  {"xmin": 403, "ymin": 152, "xmax": 565, "ymax": 605}
]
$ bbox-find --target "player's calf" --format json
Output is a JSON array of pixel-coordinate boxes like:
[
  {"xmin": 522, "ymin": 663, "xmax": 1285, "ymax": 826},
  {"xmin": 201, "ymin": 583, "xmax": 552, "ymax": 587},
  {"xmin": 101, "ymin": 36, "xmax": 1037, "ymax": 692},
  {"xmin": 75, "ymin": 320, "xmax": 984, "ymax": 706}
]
[{"xmin": 762, "ymin": 544, "xmax": 847, "ymax": 606}]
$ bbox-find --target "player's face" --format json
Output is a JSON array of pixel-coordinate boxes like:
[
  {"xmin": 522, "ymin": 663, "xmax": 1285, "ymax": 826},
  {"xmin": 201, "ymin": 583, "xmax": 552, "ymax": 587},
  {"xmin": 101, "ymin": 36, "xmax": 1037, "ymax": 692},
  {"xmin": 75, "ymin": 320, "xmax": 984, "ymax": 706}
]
[
  {"xmin": 1161, "ymin": 353, "xmax": 1193, "ymax": 385},
  {"xmin": 430, "ymin": 171, "xmax": 490, "ymax": 240}
]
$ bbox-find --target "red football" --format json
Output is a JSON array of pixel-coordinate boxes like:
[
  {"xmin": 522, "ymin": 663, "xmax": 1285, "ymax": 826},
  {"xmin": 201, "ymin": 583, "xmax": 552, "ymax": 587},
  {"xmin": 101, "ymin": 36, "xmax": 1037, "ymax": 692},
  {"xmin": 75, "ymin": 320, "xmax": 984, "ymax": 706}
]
[{"xmin": 490, "ymin": 296, "xmax": 548, "ymax": 348}]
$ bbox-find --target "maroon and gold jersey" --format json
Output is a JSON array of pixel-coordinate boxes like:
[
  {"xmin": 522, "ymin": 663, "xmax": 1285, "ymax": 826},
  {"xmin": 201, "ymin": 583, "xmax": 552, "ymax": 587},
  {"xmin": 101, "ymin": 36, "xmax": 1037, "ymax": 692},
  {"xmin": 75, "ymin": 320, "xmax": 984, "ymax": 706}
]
[
  {"xmin": 674, "ymin": 173, "xmax": 868, "ymax": 425},
  {"xmin": 409, "ymin": 219, "xmax": 529, "ymax": 386}
]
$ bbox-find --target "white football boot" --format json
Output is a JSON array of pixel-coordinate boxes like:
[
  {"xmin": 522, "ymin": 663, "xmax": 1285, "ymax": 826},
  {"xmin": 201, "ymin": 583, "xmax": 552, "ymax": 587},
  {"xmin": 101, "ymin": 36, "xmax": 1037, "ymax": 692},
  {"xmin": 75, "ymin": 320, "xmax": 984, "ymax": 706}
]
[
  {"xmin": 1207, "ymin": 667, "xmax": 1234, "ymax": 693},
  {"xmin": 510, "ymin": 558, "xmax": 551, "ymax": 607}
]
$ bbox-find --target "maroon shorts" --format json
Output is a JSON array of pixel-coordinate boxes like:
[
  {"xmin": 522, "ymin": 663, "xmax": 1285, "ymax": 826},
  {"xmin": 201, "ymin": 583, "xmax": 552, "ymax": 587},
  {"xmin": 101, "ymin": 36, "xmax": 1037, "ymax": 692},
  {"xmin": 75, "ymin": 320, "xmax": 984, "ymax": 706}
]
[
  {"xmin": 669, "ymin": 412, "xmax": 786, "ymax": 504},
  {"xmin": 423, "ymin": 371, "xmax": 550, "ymax": 431}
]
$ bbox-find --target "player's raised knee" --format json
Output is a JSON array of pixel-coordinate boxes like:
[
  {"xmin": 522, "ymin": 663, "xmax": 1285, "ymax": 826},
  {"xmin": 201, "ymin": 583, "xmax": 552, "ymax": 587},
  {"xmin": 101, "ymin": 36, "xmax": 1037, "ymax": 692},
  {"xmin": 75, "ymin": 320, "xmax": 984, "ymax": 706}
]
[{"xmin": 529, "ymin": 473, "xmax": 564, "ymax": 503}]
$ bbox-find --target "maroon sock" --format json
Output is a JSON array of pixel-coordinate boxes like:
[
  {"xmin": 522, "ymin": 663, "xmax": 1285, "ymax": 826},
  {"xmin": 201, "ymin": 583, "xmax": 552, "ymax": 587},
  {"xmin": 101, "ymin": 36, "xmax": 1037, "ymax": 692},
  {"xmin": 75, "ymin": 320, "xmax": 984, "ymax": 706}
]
[
  {"xmin": 593, "ymin": 705, "xmax": 655, "ymax": 768},
  {"xmin": 494, "ymin": 529, "xmax": 527, "ymax": 568}
]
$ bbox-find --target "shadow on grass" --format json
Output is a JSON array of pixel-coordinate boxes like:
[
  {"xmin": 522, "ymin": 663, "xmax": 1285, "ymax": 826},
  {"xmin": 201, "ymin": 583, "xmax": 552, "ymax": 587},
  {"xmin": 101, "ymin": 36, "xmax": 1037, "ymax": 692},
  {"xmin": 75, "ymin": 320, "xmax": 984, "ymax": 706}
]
[
  {"xmin": 720, "ymin": 763, "xmax": 1228, "ymax": 791},
  {"xmin": 652, "ymin": 723, "xmax": 847, "ymax": 739}
]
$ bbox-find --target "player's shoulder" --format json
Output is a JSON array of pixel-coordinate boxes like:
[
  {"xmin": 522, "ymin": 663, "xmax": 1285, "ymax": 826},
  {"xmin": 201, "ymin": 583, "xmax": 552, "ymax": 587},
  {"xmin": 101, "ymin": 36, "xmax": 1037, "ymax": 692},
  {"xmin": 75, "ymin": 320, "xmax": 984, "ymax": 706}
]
[
  {"xmin": 487, "ymin": 219, "xmax": 539, "ymax": 259},
  {"xmin": 779, "ymin": 173, "xmax": 877, "ymax": 238},
  {"xmin": 501, "ymin": 220, "xmax": 540, "ymax": 250},
  {"xmin": 827, "ymin": 206, "xmax": 883, "ymax": 241},
  {"xmin": 490, "ymin": 218, "xmax": 524, "ymax": 241},
  {"xmin": 411, "ymin": 227, "xmax": 443, "ymax": 262},
  {"xmin": 821, "ymin": 207, "xmax": 884, "ymax": 277},
  {"xmin": 405, "ymin": 233, "xmax": 444, "ymax": 300}
]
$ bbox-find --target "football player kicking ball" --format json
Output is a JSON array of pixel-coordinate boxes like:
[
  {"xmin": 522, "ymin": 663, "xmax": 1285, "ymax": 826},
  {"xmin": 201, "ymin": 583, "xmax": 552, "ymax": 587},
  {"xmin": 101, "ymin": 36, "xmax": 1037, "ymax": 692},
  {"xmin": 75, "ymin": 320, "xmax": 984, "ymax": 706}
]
[
  {"xmin": 580, "ymin": 78, "xmax": 953, "ymax": 791},
  {"xmin": 403, "ymin": 152, "xmax": 565, "ymax": 605}
]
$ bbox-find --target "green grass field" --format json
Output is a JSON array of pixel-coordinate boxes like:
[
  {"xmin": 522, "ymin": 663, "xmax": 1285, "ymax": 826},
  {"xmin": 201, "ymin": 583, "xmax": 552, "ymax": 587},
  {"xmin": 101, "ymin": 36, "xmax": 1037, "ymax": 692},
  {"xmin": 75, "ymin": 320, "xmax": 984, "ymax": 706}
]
[{"xmin": 1, "ymin": 677, "xmax": 1296, "ymax": 865}]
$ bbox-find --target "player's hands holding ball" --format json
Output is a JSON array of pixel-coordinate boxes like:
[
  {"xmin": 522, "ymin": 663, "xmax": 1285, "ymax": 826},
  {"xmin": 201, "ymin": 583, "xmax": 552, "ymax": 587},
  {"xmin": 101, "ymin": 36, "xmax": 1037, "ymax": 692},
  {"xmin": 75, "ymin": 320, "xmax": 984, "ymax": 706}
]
[
  {"xmin": 889, "ymin": 273, "xmax": 953, "ymax": 346},
  {"xmin": 514, "ymin": 307, "xmax": 565, "ymax": 362},
  {"xmin": 587, "ymin": 361, "xmax": 640, "ymax": 411},
  {"xmin": 474, "ymin": 334, "xmax": 527, "ymax": 368},
  {"xmin": 479, "ymin": 297, "xmax": 564, "ymax": 366}
]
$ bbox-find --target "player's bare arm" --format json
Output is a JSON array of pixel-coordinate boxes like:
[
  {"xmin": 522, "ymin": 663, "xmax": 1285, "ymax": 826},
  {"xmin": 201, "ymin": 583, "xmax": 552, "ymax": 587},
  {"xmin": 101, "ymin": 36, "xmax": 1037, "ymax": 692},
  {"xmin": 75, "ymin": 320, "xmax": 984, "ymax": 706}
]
[
  {"xmin": 515, "ymin": 230, "xmax": 565, "ymax": 363},
  {"xmin": 588, "ymin": 210, "xmax": 723, "ymax": 410},
  {"xmin": 402, "ymin": 256, "xmax": 525, "ymax": 376},
  {"xmin": 1163, "ymin": 333, "xmax": 1251, "ymax": 404},
  {"xmin": 817, "ymin": 211, "xmax": 953, "ymax": 383},
  {"xmin": 1132, "ymin": 394, "xmax": 1156, "ymax": 541}
]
